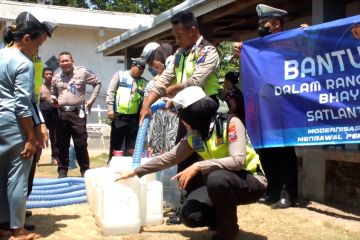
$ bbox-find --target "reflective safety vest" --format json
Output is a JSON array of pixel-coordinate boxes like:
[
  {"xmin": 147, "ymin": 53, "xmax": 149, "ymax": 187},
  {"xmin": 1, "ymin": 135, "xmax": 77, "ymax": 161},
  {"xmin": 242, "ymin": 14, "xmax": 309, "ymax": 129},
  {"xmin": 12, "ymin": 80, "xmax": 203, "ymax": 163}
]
[
  {"xmin": 115, "ymin": 71, "xmax": 147, "ymax": 114},
  {"xmin": 33, "ymin": 55, "xmax": 43, "ymax": 103},
  {"xmin": 187, "ymin": 115, "xmax": 263, "ymax": 175},
  {"xmin": 174, "ymin": 39, "xmax": 219, "ymax": 96}
]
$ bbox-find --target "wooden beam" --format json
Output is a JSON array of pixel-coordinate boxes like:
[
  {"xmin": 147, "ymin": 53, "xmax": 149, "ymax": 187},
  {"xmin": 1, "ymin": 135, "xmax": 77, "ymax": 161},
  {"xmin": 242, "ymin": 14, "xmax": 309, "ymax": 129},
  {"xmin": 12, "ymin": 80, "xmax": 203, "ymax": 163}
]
[{"xmin": 199, "ymin": 0, "xmax": 263, "ymax": 23}]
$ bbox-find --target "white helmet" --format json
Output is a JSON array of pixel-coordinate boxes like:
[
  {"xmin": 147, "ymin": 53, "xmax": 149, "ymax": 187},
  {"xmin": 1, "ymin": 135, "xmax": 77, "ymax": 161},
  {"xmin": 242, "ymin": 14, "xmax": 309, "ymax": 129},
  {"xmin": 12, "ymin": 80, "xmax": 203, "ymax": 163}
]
[
  {"xmin": 172, "ymin": 86, "xmax": 206, "ymax": 110},
  {"xmin": 141, "ymin": 42, "xmax": 160, "ymax": 63}
]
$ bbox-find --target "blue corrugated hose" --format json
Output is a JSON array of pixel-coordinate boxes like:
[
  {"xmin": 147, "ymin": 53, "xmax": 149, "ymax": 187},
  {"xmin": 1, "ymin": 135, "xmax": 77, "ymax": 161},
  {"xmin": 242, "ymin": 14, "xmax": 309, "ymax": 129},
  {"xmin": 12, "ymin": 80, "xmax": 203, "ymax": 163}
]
[
  {"xmin": 132, "ymin": 100, "xmax": 166, "ymax": 168},
  {"xmin": 26, "ymin": 196, "xmax": 87, "ymax": 209}
]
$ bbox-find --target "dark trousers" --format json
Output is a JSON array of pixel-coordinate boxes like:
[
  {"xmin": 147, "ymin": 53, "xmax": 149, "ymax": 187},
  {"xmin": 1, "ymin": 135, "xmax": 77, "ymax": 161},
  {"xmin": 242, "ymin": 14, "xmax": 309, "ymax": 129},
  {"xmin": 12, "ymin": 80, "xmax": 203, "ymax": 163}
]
[
  {"xmin": 27, "ymin": 144, "xmax": 42, "ymax": 197},
  {"xmin": 108, "ymin": 114, "xmax": 138, "ymax": 160},
  {"xmin": 41, "ymin": 108, "xmax": 59, "ymax": 160},
  {"xmin": 178, "ymin": 156, "xmax": 266, "ymax": 240},
  {"xmin": 56, "ymin": 111, "xmax": 89, "ymax": 174},
  {"xmin": 259, "ymin": 147, "xmax": 298, "ymax": 202}
]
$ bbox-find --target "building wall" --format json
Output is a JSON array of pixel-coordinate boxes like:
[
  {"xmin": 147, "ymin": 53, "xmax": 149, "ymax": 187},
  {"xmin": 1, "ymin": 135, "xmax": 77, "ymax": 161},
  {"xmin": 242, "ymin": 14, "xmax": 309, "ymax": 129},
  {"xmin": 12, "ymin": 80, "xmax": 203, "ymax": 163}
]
[
  {"xmin": 0, "ymin": 23, "xmax": 126, "ymax": 123},
  {"xmin": 39, "ymin": 27, "xmax": 124, "ymax": 106}
]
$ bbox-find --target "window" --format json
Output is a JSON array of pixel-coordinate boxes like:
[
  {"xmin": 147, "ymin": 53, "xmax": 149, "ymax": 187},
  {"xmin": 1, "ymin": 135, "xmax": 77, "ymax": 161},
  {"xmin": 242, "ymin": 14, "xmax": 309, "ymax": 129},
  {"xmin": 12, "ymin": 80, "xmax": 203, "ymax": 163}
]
[{"xmin": 45, "ymin": 55, "xmax": 59, "ymax": 70}]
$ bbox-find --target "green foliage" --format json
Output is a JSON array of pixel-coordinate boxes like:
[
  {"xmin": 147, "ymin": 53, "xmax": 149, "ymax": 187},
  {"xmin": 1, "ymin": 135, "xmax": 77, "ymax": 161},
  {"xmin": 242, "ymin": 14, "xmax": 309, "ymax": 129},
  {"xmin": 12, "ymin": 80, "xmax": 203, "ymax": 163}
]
[
  {"xmin": 90, "ymin": 0, "xmax": 183, "ymax": 14},
  {"xmin": 11, "ymin": 0, "xmax": 89, "ymax": 8},
  {"xmin": 13, "ymin": 0, "xmax": 184, "ymax": 14},
  {"xmin": 217, "ymin": 41, "xmax": 240, "ymax": 78}
]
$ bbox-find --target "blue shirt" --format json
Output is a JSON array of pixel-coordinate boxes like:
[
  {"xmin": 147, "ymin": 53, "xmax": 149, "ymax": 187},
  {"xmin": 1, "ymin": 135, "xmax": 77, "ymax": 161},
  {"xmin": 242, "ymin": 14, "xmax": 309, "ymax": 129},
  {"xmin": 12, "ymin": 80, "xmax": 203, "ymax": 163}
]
[{"xmin": 0, "ymin": 48, "xmax": 35, "ymax": 121}]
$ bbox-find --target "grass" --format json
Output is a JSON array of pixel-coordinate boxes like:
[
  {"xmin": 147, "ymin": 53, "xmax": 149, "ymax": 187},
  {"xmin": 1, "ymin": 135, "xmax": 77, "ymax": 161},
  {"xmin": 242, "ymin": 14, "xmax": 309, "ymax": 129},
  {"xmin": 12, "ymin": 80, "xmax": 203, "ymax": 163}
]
[
  {"xmin": 23, "ymin": 149, "xmax": 360, "ymax": 240},
  {"xmin": 35, "ymin": 149, "xmax": 109, "ymax": 178}
]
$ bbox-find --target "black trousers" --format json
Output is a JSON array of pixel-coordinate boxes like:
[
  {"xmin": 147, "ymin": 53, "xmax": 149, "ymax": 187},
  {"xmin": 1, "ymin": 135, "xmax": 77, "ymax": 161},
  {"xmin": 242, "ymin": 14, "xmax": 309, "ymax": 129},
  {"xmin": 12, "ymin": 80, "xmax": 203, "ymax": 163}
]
[
  {"xmin": 259, "ymin": 147, "xmax": 298, "ymax": 202},
  {"xmin": 56, "ymin": 111, "xmax": 89, "ymax": 174},
  {"xmin": 41, "ymin": 108, "xmax": 59, "ymax": 160},
  {"xmin": 108, "ymin": 114, "xmax": 138, "ymax": 160},
  {"xmin": 177, "ymin": 155, "xmax": 266, "ymax": 240}
]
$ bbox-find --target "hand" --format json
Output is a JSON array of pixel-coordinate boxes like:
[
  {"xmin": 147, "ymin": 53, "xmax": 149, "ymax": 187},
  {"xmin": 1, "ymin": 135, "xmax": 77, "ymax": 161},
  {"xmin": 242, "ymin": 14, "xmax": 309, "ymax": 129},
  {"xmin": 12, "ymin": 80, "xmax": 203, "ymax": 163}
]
[
  {"xmin": 300, "ymin": 23, "xmax": 309, "ymax": 28},
  {"xmin": 165, "ymin": 100, "xmax": 174, "ymax": 110},
  {"xmin": 166, "ymin": 84, "xmax": 183, "ymax": 98},
  {"xmin": 172, "ymin": 163, "xmax": 201, "ymax": 189},
  {"xmin": 107, "ymin": 110, "xmax": 115, "ymax": 121},
  {"xmin": 20, "ymin": 138, "xmax": 37, "ymax": 160},
  {"xmin": 51, "ymin": 96, "xmax": 59, "ymax": 108},
  {"xmin": 233, "ymin": 41, "xmax": 243, "ymax": 58},
  {"xmin": 115, "ymin": 170, "xmax": 136, "ymax": 181},
  {"xmin": 86, "ymin": 101, "xmax": 93, "ymax": 113},
  {"xmin": 35, "ymin": 123, "xmax": 49, "ymax": 149},
  {"xmin": 139, "ymin": 105, "xmax": 152, "ymax": 126}
]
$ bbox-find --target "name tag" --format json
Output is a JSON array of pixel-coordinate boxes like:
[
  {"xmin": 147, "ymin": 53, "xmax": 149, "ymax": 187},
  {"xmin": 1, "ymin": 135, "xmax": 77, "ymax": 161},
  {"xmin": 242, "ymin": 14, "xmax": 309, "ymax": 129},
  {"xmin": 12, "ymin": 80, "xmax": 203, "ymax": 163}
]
[{"xmin": 192, "ymin": 134, "xmax": 204, "ymax": 152}]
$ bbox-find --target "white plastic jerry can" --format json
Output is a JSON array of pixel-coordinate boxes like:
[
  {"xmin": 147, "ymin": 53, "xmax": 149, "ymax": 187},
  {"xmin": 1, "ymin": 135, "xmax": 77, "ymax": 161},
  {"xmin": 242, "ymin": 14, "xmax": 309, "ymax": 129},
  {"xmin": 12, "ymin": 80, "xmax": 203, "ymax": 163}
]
[
  {"xmin": 140, "ymin": 177, "xmax": 164, "ymax": 226},
  {"xmin": 84, "ymin": 167, "xmax": 106, "ymax": 214},
  {"xmin": 108, "ymin": 156, "xmax": 133, "ymax": 171},
  {"xmin": 101, "ymin": 175, "xmax": 141, "ymax": 235},
  {"xmin": 94, "ymin": 168, "xmax": 114, "ymax": 227}
]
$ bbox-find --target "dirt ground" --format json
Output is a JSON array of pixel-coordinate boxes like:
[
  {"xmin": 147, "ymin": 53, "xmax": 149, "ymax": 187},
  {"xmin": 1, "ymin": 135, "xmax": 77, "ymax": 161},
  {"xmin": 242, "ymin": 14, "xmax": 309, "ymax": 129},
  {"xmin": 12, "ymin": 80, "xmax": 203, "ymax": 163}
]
[{"xmin": 10, "ymin": 150, "xmax": 360, "ymax": 240}]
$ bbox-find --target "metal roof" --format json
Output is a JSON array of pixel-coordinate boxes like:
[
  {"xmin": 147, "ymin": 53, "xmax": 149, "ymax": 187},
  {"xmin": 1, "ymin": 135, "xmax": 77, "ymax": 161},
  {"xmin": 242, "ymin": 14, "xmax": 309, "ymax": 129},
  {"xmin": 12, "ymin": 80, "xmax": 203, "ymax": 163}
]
[
  {"xmin": 96, "ymin": 0, "xmax": 237, "ymax": 54},
  {"xmin": 96, "ymin": 0, "xmax": 318, "ymax": 56},
  {"xmin": 0, "ymin": 0, "xmax": 154, "ymax": 30}
]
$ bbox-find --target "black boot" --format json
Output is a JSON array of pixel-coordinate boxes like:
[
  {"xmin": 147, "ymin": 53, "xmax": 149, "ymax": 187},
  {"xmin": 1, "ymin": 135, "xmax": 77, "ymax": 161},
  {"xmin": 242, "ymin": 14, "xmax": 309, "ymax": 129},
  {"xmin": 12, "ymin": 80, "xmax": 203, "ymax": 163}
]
[
  {"xmin": 271, "ymin": 185, "xmax": 292, "ymax": 209},
  {"xmin": 58, "ymin": 169, "xmax": 68, "ymax": 178}
]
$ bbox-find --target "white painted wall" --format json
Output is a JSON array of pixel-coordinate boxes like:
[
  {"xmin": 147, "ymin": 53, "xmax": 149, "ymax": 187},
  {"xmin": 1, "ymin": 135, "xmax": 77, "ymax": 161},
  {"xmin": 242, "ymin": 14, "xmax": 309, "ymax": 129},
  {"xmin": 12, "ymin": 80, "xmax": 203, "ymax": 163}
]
[
  {"xmin": 39, "ymin": 26, "xmax": 125, "ymax": 95},
  {"xmin": 0, "ymin": 23, "xmax": 126, "ymax": 122},
  {"xmin": 41, "ymin": 27, "xmax": 127, "ymax": 123}
]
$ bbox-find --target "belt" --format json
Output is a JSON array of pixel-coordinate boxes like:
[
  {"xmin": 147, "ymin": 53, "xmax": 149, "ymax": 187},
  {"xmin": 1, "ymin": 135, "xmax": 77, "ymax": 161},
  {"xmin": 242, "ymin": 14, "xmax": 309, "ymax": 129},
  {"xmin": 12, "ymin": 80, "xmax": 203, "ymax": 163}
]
[{"xmin": 59, "ymin": 105, "xmax": 82, "ymax": 112}]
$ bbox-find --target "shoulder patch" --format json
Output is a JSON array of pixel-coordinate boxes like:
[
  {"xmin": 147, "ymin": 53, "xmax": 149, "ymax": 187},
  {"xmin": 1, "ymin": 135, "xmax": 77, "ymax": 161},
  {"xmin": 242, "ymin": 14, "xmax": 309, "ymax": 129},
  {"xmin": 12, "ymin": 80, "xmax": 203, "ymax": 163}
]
[
  {"xmin": 196, "ymin": 47, "xmax": 209, "ymax": 64},
  {"xmin": 228, "ymin": 121, "xmax": 238, "ymax": 142}
]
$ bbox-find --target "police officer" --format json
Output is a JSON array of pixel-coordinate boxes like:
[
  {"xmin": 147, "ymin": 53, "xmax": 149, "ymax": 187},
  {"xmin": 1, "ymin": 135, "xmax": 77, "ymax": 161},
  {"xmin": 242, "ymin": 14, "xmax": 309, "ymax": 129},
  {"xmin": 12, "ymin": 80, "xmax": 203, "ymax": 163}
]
[
  {"xmin": 106, "ymin": 57, "xmax": 147, "ymax": 159},
  {"xmin": 139, "ymin": 11, "xmax": 221, "ymax": 224},
  {"xmin": 117, "ymin": 87, "xmax": 267, "ymax": 240},
  {"xmin": 139, "ymin": 10, "xmax": 220, "ymax": 124},
  {"xmin": 52, "ymin": 51, "xmax": 101, "ymax": 178},
  {"xmin": 235, "ymin": 4, "xmax": 299, "ymax": 208}
]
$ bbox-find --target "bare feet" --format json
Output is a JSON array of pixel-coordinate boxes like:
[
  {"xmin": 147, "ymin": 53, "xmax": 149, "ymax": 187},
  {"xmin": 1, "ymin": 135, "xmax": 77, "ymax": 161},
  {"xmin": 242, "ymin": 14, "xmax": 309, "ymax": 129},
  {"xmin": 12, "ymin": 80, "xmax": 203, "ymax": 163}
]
[{"xmin": 9, "ymin": 228, "xmax": 40, "ymax": 240}]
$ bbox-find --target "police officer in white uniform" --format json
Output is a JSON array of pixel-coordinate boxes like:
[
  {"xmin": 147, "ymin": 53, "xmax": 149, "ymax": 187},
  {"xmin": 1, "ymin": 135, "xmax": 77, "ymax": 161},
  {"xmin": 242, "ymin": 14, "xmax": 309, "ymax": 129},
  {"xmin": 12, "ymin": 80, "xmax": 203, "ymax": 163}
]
[
  {"xmin": 51, "ymin": 51, "xmax": 101, "ymax": 178},
  {"xmin": 235, "ymin": 4, "xmax": 299, "ymax": 208}
]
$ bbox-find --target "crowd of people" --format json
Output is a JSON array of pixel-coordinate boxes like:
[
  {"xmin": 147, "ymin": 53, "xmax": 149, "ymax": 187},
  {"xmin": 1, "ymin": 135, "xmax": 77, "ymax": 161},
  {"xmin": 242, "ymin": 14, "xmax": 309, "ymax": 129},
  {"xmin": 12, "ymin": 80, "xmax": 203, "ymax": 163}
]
[{"xmin": 0, "ymin": 3, "xmax": 302, "ymax": 240}]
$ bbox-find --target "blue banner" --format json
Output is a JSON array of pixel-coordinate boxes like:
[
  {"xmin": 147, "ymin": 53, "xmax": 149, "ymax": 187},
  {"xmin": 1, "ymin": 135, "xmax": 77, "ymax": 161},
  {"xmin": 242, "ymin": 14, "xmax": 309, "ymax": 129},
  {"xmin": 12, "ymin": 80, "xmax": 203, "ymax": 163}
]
[{"xmin": 242, "ymin": 15, "xmax": 360, "ymax": 148}]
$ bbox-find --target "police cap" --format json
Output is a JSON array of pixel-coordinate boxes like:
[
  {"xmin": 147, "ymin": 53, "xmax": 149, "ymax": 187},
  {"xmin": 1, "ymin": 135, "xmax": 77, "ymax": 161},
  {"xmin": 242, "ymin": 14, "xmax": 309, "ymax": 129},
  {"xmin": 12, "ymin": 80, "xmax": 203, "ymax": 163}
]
[
  {"xmin": 131, "ymin": 57, "xmax": 146, "ymax": 68},
  {"xmin": 256, "ymin": 4, "xmax": 287, "ymax": 22}
]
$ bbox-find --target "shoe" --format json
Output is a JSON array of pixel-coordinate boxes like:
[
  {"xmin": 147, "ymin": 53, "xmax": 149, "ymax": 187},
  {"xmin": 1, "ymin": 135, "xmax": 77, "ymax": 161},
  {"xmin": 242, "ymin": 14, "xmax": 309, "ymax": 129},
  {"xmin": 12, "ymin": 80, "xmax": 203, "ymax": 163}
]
[
  {"xmin": 24, "ymin": 224, "xmax": 35, "ymax": 231},
  {"xmin": 58, "ymin": 169, "xmax": 67, "ymax": 178},
  {"xmin": 25, "ymin": 211, "xmax": 32, "ymax": 218},
  {"xmin": 271, "ymin": 197, "xmax": 292, "ymax": 209},
  {"xmin": 166, "ymin": 209, "xmax": 181, "ymax": 225},
  {"xmin": 258, "ymin": 194, "xmax": 276, "ymax": 205},
  {"xmin": 166, "ymin": 215, "xmax": 181, "ymax": 225}
]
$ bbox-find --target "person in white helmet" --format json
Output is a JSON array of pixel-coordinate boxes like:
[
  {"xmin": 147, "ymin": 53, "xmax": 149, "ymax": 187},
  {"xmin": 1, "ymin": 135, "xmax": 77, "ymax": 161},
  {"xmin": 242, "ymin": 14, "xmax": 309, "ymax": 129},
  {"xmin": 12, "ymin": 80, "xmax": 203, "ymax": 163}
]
[
  {"xmin": 117, "ymin": 86, "xmax": 267, "ymax": 240},
  {"xmin": 139, "ymin": 10, "xmax": 220, "ymax": 126}
]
